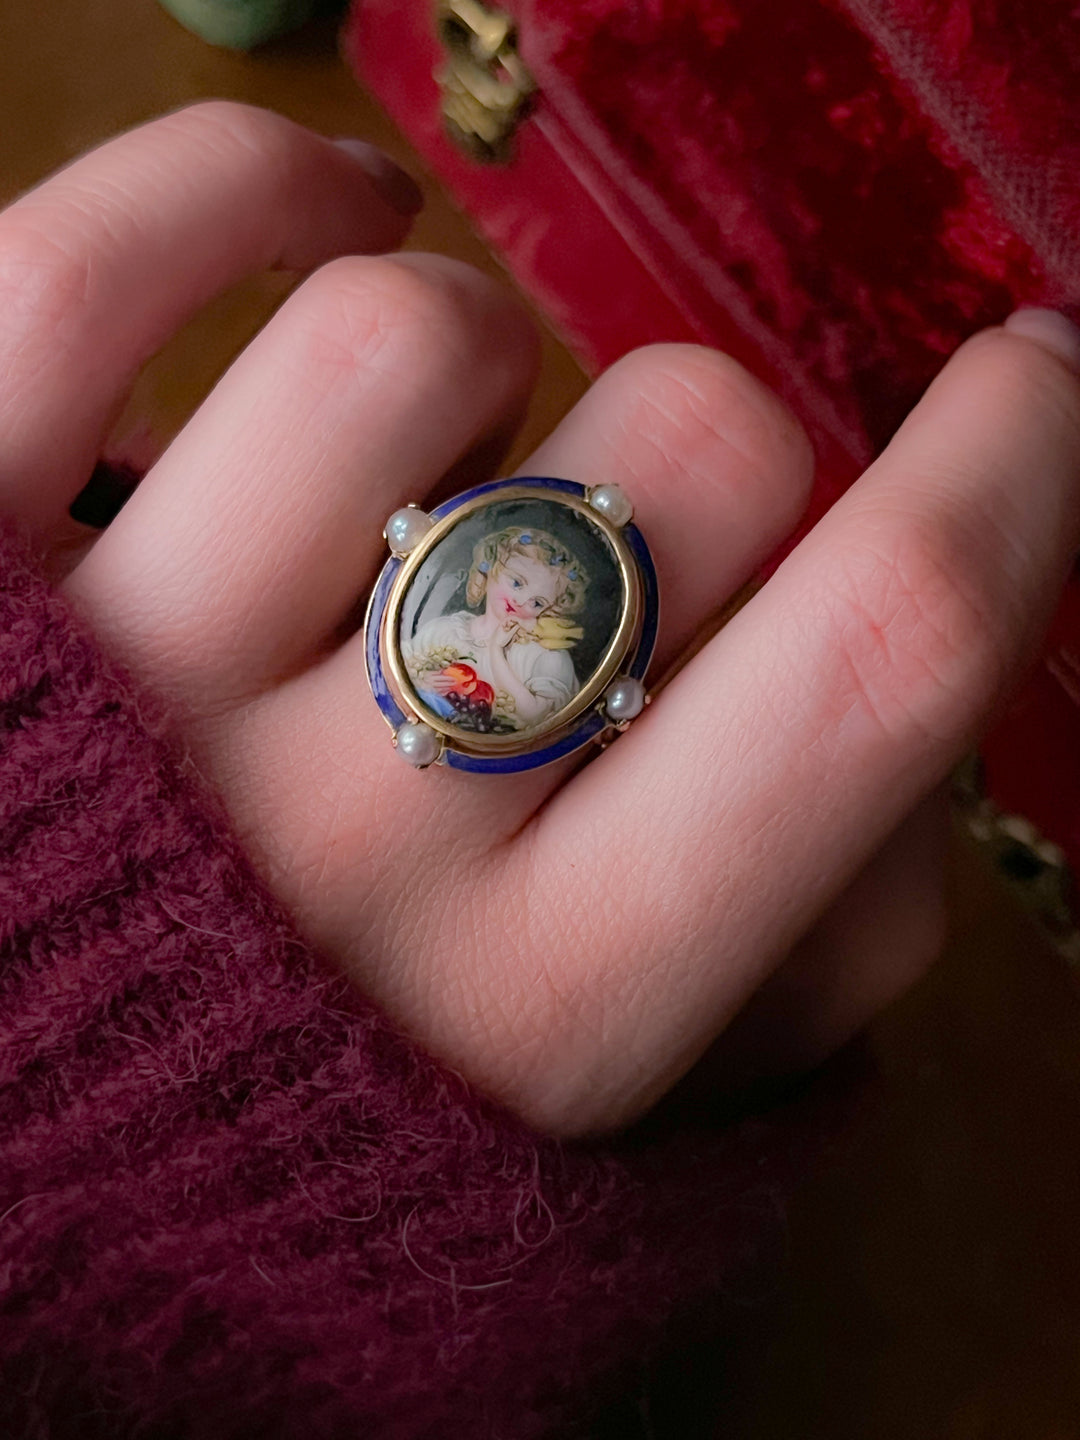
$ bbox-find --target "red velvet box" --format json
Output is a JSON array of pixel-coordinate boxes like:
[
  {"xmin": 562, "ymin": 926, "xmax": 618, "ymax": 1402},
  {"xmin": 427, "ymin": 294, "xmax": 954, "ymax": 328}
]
[{"xmin": 343, "ymin": 0, "xmax": 1080, "ymax": 928}]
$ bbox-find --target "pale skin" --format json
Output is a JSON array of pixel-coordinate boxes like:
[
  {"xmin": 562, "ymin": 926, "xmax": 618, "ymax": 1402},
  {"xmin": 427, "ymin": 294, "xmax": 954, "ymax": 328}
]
[
  {"xmin": 419, "ymin": 553, "xmax": 568, "ymax": 725},
  {"xmin": 5, "ymin": 103, "xmax": 1080, "ymax": 1136}
]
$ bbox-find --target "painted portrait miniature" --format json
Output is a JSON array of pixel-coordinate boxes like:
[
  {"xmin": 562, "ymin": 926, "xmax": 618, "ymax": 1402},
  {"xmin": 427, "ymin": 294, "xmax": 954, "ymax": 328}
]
[
  {"xmin": 400, "ymin": 523, "xmax": 590, "ymax": 736},
  {"xmin": 367, "ymin": 479, "xmax": 657, "ymax": 773}
]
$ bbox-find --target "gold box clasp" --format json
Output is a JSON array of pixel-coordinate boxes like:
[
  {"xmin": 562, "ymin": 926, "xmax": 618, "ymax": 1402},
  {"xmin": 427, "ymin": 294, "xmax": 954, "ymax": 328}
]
[{"xmin": 436, "ymin": 0, "xmax": 536, "ymax": 163}]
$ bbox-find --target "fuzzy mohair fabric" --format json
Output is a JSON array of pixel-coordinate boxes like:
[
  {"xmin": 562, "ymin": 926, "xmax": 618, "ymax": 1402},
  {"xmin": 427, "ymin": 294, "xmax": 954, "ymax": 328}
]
[{"xmin": 0, "ymin": 520, "xmax": 841, "ymax": 1437}]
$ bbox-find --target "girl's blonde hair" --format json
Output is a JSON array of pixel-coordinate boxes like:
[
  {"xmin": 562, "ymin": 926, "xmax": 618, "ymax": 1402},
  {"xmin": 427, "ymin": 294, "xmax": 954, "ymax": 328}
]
[{"xmin": 465, "ymin": 526, "xmax": 589, "ymax": 617}]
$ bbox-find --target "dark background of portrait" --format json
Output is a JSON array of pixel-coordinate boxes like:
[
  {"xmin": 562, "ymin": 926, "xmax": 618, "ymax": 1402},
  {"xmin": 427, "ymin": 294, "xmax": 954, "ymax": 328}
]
[{"xmin": 402, "ymin": 497, "xmax": 624, "ymax": 682}]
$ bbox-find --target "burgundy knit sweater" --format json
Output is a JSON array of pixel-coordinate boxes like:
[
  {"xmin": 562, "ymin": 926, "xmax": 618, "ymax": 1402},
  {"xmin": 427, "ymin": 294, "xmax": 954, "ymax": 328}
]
[{"xmin": 0, "ymin": 520, "xmax": 839, "ymax": 1437}]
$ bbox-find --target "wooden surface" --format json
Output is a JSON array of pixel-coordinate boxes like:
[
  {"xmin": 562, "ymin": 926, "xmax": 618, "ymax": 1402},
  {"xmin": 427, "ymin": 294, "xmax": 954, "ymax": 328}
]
[{"xmin": 2, "ymin": 4, "xmax": 1079, "ymax": 1436}]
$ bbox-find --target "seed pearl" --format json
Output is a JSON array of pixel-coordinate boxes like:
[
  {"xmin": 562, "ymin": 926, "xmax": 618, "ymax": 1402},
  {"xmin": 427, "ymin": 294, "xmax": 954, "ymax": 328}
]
[
  {"xmin": 588, "ymin": 483, "xmax": 633, "ymax": 527},
  {"xmin": 395, "ymin": 721, "xmax": 442, "ymax": 767},
  {"xmin": 604, "ymin": 676, "xmax": 646, "ymax": 721},
  {"xmin": 384, "ymin": 506, "xmax": 433, "ymax": 555}
]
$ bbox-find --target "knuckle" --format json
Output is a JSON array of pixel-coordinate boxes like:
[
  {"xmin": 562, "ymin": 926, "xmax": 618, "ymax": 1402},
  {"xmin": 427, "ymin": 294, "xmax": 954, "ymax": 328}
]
[
  {"xmin": 819, "ymin": 506, "xmax": 1015, "ymax": 746},
  {"xmin": 600, "ymin": 342, "xmax": 815, "ymax": 505},
  {"xmin": 0, "ymin": 103, "xmax": 297, "ymax": 312},
  {"xmin": 0, "ymin": 222, "xmax": 90, "ymax": 350},
  {"xmin": 287, "ymin": 253, "xmax": 531, "ymax": 382}
]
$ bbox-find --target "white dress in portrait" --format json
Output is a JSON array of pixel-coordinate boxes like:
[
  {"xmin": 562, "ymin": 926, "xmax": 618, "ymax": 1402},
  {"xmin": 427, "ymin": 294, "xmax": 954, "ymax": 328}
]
[{"xmin": 401, "ymin": 611, "xmax": 579, "ymax": 727}]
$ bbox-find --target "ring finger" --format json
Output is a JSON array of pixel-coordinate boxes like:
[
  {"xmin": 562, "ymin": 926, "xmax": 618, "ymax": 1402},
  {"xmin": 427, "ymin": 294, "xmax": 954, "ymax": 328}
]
[
  {"xmin": 175, "ymin": 342, "xmax": 816, "ymax": 979},
  {"xmin": 307, "ymin": 340, "xmax": 817, "ymax": 833}
]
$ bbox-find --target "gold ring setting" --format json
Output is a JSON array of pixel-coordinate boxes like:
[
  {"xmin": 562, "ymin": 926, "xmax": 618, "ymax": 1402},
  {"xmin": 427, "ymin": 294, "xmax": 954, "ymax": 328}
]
[{"xmin": 363, "ymin": 477, "xmax": 660, "ymax": 773}]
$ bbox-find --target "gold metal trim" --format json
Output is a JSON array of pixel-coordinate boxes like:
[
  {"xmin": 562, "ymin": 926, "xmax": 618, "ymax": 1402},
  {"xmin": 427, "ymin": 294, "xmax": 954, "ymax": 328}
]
[
  {"xmin": 435, "ymin": 0, "xmax": 537, "ymax": 163},
  {"xmin": 379, "ymin": 486, "xmax": 644, "ymax": 759}
]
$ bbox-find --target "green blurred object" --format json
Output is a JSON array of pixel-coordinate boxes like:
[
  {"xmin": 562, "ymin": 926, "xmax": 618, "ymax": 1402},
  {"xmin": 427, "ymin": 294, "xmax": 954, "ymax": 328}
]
[{"xmin": 156, "ymin": 0, "xmax": 327, "ymax": 49}]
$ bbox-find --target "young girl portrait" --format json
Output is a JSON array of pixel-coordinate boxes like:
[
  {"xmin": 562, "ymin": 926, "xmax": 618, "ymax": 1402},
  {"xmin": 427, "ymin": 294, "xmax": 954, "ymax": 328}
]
[{"xmin": 401, "ymin": 523, "xmax": 590, "ymax": 735}]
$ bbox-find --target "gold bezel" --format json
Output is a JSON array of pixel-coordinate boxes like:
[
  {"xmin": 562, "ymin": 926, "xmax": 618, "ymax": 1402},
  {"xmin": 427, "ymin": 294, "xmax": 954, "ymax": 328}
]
[{"xmin": 379, "ymin": 486, "xmax": 643, "ymax": 757}]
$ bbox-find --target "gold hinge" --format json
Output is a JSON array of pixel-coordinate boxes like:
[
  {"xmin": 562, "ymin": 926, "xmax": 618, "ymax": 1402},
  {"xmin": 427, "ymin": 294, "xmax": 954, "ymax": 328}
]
[{"xmin": 435, "ymin": 0, "xmax": 536, "ymax": 163}]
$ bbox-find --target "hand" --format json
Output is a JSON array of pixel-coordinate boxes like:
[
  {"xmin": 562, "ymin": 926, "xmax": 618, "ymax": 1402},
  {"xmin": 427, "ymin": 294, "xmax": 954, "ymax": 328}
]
[
  {"xmin": 470, "ymin": 608, "xmax": 519, "ymax": 644},
  {"xmin": 5, "ymin": 103, "xmax": 1079, "ymax": 1137},
  {"xmin": 422, "ymin": 672, "xmax": 460, "ymax": 696}
]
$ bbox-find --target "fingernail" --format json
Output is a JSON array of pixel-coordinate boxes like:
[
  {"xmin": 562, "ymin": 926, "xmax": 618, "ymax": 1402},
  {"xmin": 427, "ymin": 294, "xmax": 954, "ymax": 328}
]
[
  {"xmin": 1003, "ymin": 308, "xmax": 1080, "ymax": 370},
  {"xmin": 332, "ymin": 138, "xmax": 424, "ymax": 217}
]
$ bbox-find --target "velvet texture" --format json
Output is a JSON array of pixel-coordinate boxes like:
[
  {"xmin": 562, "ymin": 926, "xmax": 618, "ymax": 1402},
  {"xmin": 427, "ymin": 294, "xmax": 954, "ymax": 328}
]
[
  {"xmin": 511, "ymin": 0, "xmax": 1075, "ymax": 456},
  {"xmin": 345, "ymin": 0, "xmax": 1080, "ymax": 876},
  {"xmin": 0, "ymin": 522, "xmax": 838, "ymax": 1437}
]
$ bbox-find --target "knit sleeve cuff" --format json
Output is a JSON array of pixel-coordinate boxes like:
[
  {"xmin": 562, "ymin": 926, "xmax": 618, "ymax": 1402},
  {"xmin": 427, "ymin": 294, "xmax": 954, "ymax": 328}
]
[{"xmin": 0, "ymin": 519, "xmax": 846, "ymax": 1437}]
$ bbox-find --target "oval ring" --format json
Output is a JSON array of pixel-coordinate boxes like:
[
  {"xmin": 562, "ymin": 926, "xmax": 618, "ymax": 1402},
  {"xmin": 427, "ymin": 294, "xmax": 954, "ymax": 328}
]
[{"xmin": 363, "ymin": 476, "xmax": 660, "ymax": 773}]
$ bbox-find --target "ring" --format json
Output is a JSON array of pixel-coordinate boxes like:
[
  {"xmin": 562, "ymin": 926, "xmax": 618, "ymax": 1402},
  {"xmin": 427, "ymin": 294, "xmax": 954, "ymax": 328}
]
[{"xmin": 363, "ymin": 476, "xmax": 660, "ymax": 773}]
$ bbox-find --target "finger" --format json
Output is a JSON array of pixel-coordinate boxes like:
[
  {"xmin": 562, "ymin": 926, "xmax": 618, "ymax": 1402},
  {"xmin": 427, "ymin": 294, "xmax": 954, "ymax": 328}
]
[
  {"xmin": 290, "ymin": 342, "xmax": 814, "ymax": 839},
  {"xmin": 519, "ymin": 315, "xmax": 1080, "ymax": 1132},
  {"xmin": 0, "ymin": 101, "xmax": 419, "ymax": 535},
  {"xmin": 519, "ymin": 344, "xmax": 816, "ymax": 684},
  {"xmin": 64, "ymin": 254, "xmax": 540, "ymax": 711}
]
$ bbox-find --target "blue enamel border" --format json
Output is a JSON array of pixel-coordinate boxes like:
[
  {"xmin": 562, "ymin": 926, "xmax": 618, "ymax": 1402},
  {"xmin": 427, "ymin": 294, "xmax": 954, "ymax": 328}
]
[{"xmin": 364, "ymin": 477, "xmax": 660, "ymax": 774}]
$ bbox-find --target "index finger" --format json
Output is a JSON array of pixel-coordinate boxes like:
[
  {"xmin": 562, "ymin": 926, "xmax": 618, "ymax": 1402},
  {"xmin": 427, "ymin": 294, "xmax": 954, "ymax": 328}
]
[
  {"xmin": 0, "ymin": 101, "xmax": 419, "ymax": 534},
  {"xmin": 526, "ymin": 312, "xmax": 1080, "ymax": 1130}
]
